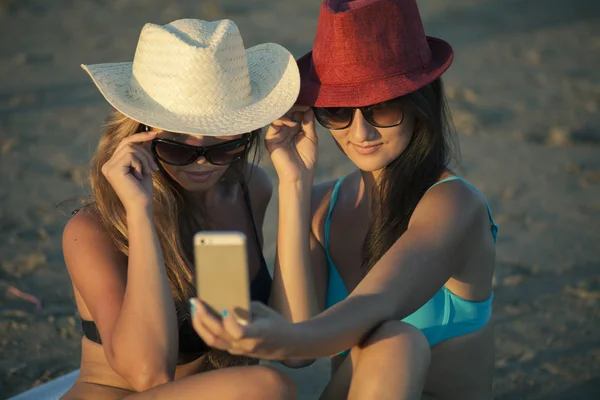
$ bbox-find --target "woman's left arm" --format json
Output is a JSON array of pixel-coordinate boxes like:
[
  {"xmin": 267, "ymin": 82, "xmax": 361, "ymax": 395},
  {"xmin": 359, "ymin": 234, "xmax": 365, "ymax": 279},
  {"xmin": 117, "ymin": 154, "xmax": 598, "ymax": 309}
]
[
  {"xmin": 191, "ymin": 180, "xmax": 488, "ymax": 360},
  {"xmin": 287, "ymin": 181, "xmax": 487, "ymax": 358}
]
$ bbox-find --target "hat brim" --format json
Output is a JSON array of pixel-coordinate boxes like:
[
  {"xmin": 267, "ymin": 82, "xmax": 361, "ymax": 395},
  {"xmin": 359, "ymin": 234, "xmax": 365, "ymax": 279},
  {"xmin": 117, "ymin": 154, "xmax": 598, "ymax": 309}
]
[
  {"xmin": 297, "ymin": 36, "xmax": 453, "ymax": 107},
  {"xmin": 82, "ymin": 43, "xmax": 300, "ymax": 136}
]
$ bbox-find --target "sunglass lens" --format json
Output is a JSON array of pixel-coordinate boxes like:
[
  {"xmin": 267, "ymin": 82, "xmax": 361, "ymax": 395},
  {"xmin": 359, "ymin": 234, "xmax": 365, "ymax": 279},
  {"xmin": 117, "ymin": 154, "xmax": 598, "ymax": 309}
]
[
  {"xmin": 368, "ymin": 99, "xmax": 404, "ymax": 127},
  {"xmin": 154, "ymin": 141, "xmax": 198, "ymax": 165},
  {"xmin": 206, "ymin": 140, "xmax": 248, "ymax": 165},
  {"xmin": 314, "ymin": 107, "xmax": 353, "ymax": 129}
]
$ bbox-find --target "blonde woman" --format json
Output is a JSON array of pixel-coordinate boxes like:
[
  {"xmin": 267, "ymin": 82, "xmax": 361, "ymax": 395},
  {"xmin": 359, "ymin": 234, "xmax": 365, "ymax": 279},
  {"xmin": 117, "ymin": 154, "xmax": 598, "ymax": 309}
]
[{"xmin": 61, "ymin": 19, "xmax": 299, "ymax": 399}]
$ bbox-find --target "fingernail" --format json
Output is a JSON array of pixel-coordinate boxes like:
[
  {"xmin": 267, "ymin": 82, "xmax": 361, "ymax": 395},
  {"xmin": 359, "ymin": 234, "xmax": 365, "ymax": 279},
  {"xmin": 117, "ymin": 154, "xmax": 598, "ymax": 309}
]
[
  {"xmin": 291, "ymin": 119, "xmax": 298, "ymax": 123},
  {"xmin": 221, "ymin": 309, "xmax": 228, "ymax": 318},
  {"xmin": 189, "ymin": 298, "xmax": 196, "ymax": 315}
]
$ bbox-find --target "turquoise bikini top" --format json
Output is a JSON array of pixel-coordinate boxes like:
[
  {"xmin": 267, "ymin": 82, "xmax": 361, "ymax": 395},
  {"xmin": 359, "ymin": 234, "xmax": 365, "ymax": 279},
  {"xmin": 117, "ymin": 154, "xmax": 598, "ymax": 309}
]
[{"xmin": 324, "ymin": 175, "xmax": 497, "ymax": 347}]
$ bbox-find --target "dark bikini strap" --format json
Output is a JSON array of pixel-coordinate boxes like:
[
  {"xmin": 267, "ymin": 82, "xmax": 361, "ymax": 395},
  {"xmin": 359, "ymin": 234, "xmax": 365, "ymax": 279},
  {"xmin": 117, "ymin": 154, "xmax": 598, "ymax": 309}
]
[
  {"xmin": 80, "ymin": 183, "xmax": 267, "ymax": 344},
  {"xmin": 81, "ymin": 319, "xmax": 102, "ymax": 344},
  {"xmin": 239, "ymin": 181, "xmax": 264, "ymax": 255}
]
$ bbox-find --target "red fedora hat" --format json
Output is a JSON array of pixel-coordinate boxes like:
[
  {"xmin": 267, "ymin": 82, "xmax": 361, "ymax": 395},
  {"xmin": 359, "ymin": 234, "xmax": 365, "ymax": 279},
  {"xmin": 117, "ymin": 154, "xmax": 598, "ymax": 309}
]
[{"xmin": 297, "ymin": 0, "xmax": 454, "ymax": 107}]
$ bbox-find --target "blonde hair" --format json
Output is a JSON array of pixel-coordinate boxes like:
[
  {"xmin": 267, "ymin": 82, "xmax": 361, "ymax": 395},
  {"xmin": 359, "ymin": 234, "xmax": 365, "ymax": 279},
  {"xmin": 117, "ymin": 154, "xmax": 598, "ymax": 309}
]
[{"xmin": 87, "ymin": 110, "xmax": 259, "ymax": 368}]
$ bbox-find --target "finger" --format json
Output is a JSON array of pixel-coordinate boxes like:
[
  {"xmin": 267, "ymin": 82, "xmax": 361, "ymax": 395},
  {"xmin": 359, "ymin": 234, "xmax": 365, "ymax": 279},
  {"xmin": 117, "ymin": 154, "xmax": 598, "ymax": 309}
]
[
  {"xmin": 190, "ymin": 299, "xmax": 231, "ymax": 350},
  {"xmin": 112, "ymin": 140, "xmax": 149, "ymax": 162},
  {"xmin": 265, "ymin": 122, "xmax": 283, "ymax": 140},
  {"xmin": 238, "ymin": 321, "xmax": 262, "ymax": 339},
  {"xmin": 291, "ymin": 111, "xmax": 304, "ymax": 124},
  {"xmin": 222, "ymin": 312, "xmax": 246, "ymax": 340},
  {"xmin": 114, "ymin": 143, "xmax": 156, "ymax": 175},
  {"xmin": 110, "ymin": 147, "xmax": 142, "ymax": 178},
  {"xmin": 140, "ymin": 143, "xmax": 160, "ymax": 171},
  {"xmin": 194, "ymin": 316, "xmax": 231, "ymax": 350},
  {"xmin": 115, "ymin": 131, "xmax": 157, "ymax": 153},
  {"xmin": 194, "ymin": 300, "xmax": 229, "ymax": 340},
  {"xmin": 289, "ymin": 104, "xmax": 311, "ymax": 113},
  {"xmin": 128, "ymin": 155, "xmax": 143, "ymax": 180},
  {"xmin": 264, "ymin": 124, "xmax": 291, "ymax": 143},
  {"xmin": 237, "ymin": 302, "xmax": 273, "ymax": 339},
  {"xmin": 127, "ymin": 147, "xmax": 151, "ymax": 178},
  {"xmin": 229, "ymin": 338, "xmax": 259, "ymax": 356},
  {"xmin": 268, "ymin": 114, "xmax": 301, "ymax": 132},
  {"xmin": 277, "ymin": 115, "xmax": 301, "ymax": 128},
  {"xmin": 227, "ymin": 345, "xmax": 247, "ymax": 356},
  {"xmin": 131, "ymin": 146, "xmax": 159, "ymax": 173},
  {"xmin": 249, "ymin": 301, "xmax": 272, "ymax": 316},
  {"xmin": 280, "ymin": 108, "xmax": 304, "ymax": 123},
  {"xmin": 112, "ymin": 150, "xmax": 143, "ymax": 180},
  {"xmin": 301, "ymin": 109, "xmax": 318, "ymax": 142},
  {"xmin": 267, "ymin": 121, "xmax": 303, "ymax": 142}
]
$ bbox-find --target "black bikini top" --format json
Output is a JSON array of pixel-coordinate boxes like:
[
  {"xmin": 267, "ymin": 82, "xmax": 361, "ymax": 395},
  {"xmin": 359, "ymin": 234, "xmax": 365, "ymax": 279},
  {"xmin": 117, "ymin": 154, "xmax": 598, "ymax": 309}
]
[{"xmin": 80, "ymin": 182, "xmax": 272, "ymax": 364}]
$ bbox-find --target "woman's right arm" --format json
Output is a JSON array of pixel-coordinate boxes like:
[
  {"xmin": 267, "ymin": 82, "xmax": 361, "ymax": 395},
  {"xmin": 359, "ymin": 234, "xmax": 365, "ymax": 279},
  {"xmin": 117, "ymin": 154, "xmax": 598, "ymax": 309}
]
[
  {"xmin": 266, "ymin": 109, "xmax": 328, "ymax": 367},
  {"xmin": 63, "ymin": 131, "xmax": 179, "ymax": 391}
]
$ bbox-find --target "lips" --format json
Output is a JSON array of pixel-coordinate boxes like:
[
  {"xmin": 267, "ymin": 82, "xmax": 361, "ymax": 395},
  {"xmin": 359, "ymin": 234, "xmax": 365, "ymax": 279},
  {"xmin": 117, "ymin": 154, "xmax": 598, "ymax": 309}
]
[
  {"xmin": 184, "ymin": 170, "xmax": 215, "ymax": 183},
  {"xmin": 351, "ymin": 143, "xmax": 382, "ymax": 155}
]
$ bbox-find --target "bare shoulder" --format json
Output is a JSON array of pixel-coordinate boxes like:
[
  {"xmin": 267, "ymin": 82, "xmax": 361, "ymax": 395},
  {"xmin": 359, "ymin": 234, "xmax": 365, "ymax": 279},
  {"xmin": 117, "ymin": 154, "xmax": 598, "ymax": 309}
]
[
  {"xmin": 422, "ymin": 178, "xmax": 485, "ymax": 210},
  {"xmin": 63, "ymin": 207, "xmax": 108, "ymax": 250},
  {"xmin": 62, "ymin": 206, "xmax": 128, "ymax": 324},
  {"xmin": 62, "ymin": 207, "xmax": 125, "ymax": 274},
  {"xmin": 411, "ymin": 177, "xmax": 490, "ymax": 237}
]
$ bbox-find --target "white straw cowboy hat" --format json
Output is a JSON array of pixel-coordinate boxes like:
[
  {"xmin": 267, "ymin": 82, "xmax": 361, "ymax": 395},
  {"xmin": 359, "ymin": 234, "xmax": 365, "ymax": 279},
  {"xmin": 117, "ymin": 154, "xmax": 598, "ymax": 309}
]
[{"xmin": 81, "ymin": 19, "xmax": 300, "ymax": 136}]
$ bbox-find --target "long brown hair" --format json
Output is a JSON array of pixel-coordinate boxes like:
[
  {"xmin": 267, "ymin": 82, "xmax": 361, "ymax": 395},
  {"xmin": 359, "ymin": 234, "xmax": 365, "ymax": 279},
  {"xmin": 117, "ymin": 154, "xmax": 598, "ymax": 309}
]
[
  {"xmin": 362, "ymin": 78, "xmax": 457, "ymax": 271},
  {"xmin": 87, "ymin": 110, "xmax": 260, "ymax": 368}
]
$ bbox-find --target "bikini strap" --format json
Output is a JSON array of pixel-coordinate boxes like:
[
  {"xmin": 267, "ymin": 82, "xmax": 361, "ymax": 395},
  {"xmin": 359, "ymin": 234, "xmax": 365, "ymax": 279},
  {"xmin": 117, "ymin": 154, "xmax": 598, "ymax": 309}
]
[
  {"xmin": 426, "ymin": 176, "xmax": 499, "ymax": 243},
  {"xmin": 239, "ymin": 181, "xmax": 269, "ymax": 269},
  {"xmin": 81, "ymin": 319, "xmax": 102, "ymax": 344},
  {"xmin": 324, "ymin": 176, "xmax": 347, "ymax": 260}
]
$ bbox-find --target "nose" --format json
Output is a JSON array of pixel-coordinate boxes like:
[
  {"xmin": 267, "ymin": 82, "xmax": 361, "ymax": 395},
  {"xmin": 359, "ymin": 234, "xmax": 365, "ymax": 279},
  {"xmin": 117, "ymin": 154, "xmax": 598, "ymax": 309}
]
[
  {"xmin": 194, "ymin": 155, "xmax": 209, "ymax": 165},
  {"xmin": 349, "ymin": 110, "xmax": 376, "ymax": 144}
]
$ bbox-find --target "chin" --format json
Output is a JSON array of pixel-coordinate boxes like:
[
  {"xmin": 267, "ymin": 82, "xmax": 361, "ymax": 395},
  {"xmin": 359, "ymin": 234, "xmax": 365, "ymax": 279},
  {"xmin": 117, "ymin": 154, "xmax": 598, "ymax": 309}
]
[
  {"xmin": 187, "ymin": 178, "xmax": 222, "ymax": 192},
  {"xmin": 348, "ymin": 155, "xmax": 394, "ymax": 173},
  {"xmin": 180, "ymin": 181, "xmax": 213, "ymax": 192},
  {"xmin": 177, "ymin": 171, "xmax": 226, "ymax": 192}
]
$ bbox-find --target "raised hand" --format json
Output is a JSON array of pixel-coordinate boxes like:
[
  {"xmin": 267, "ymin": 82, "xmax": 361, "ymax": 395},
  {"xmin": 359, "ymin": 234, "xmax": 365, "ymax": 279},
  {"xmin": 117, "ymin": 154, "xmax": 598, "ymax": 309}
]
[
  {"xmin": 264, "ymin": 106, "xmax": 318, "ymax": 184},
  {"xmin": 190, "ymin": 299, "xmax": 300, "ymax": 361},
  {"xmin": 101, "ymin": 130, "xmax": 160, "ymax": 212}
]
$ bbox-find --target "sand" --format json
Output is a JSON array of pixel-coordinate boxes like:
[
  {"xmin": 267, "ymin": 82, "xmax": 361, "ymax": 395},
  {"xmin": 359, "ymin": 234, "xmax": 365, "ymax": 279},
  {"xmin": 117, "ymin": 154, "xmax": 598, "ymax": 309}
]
[{"xmin": 1, "ymin": 0, "xmax": 599, "ymax": 398}]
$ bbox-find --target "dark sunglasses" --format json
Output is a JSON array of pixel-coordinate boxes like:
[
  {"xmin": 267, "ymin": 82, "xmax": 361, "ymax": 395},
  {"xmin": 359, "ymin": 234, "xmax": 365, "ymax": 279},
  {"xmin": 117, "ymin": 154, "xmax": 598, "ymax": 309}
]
[
  {"xmin": 313, "ymin": 97, "xmax": 404, "ymax": 130},
  {"xmin": 138, "ymin": 125, "xmax": 251, "ymax": 166}
]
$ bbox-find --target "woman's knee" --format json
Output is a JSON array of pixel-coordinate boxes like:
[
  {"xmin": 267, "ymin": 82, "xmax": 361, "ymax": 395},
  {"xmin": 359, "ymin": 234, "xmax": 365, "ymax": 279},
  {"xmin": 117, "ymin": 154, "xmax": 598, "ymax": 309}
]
[
  {"xmin": 360, "ymin": 320, "xmax": 431, "ymax": 362},
  {"xmin": 246, "ymin": 365, "xmax": 297, "ymax": 400}
]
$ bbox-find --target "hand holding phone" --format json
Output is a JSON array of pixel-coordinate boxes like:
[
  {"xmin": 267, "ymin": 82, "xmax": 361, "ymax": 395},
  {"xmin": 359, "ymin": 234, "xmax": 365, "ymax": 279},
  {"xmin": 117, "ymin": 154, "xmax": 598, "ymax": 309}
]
[{"xmin": 194, "ymin": 231, "xmax": 251, "ymax": 325}]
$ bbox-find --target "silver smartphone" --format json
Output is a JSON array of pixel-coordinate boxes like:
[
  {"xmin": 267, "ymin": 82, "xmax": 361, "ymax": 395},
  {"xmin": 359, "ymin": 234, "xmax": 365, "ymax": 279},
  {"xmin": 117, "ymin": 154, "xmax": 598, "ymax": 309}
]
[{"xmin": 194, "ymin": 231, "xmax": 251, "ymax": 324}]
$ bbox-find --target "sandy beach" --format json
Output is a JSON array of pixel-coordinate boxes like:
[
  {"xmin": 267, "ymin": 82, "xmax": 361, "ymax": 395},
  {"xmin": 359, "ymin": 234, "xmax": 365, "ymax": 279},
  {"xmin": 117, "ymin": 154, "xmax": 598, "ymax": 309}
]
[{"xmin": 1, "ymin": 0, "xmax": 599, "ymax": 398}]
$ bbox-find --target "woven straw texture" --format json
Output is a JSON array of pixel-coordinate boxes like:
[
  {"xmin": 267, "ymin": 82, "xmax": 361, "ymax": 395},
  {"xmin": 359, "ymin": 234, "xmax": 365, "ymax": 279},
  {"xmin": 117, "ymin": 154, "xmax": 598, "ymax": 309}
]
[{"xmin": 82, "ymin": 19, "xmax": 300, "ymax": 136}]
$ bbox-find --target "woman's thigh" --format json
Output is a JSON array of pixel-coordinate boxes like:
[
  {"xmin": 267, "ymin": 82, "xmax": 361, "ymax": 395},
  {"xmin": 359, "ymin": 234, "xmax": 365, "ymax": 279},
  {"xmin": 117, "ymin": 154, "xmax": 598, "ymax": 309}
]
[
  {"xmin": 319, "ymin": 349, "xmax": 358, "ymax": 400},
  {"xmin": 126, "ymin": 365, "xmax": 296, "ymax": 400},
  {"xmin": 61, "ymin": 365, "xmax": 296, "ymax": 400},
  {"xmin": 61, "ymin": 381, "xmax": 134, "ymax": 400},
  {"xmin": 319, "ymin": 321, "xmax": 430, "ymax": 400}
]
